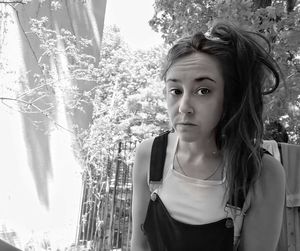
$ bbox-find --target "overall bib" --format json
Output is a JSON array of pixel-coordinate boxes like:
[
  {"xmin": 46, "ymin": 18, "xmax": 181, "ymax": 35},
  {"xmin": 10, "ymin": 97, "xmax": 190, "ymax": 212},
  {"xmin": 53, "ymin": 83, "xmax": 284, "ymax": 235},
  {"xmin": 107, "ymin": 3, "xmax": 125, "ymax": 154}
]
[{"xmin": 142, "ymin": 131, "xmax": 270, "ymax": 251}]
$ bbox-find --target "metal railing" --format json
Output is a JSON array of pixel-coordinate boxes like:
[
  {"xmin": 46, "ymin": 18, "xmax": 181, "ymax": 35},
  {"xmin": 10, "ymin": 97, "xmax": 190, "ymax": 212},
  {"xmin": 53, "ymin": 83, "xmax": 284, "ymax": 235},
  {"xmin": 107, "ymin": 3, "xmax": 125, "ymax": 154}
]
[{"xmin": 77, "ymin": 141, "xmax": 136, "ymax": 251}]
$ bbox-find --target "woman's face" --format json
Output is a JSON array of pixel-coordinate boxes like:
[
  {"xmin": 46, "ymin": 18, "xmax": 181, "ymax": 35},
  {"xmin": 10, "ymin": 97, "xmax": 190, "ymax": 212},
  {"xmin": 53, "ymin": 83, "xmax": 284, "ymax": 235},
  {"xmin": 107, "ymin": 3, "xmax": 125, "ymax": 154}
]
[{"xmin": 165, "ymin": 52, "xmax": 224, "ymax": 143}]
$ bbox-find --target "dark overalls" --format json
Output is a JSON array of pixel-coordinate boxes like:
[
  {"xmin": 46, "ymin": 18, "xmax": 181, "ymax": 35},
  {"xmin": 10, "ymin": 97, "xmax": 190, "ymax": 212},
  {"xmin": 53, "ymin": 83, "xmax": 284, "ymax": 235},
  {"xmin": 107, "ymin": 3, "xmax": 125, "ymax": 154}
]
[{"xmin": 142, "ymin": 131, "xmax": 269, "ymax": 251}]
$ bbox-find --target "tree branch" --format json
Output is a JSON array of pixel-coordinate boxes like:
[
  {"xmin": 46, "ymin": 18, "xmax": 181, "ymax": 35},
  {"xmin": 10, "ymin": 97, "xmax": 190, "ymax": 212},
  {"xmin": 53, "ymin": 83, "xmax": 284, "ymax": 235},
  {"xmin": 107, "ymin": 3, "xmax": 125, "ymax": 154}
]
[
  {"xmin": 0, "ymin": 1, "xmax": 26, "ymax": 4},
  {"xmin": 0, "ymin": 96, "xmax": 74, "ymax": 134}
]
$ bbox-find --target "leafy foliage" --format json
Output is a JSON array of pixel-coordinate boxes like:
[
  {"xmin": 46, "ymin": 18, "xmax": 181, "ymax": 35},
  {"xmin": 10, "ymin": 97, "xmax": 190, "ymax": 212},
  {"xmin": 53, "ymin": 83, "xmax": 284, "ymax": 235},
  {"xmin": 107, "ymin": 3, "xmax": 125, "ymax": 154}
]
[
  {"xmin": 82, "ymin": 26, "xmax": 169, "ymax": 169},
  {"xmin": 1, "ymin": 2, "xmax": 170, "ymax": 250},
  {"xmin": 149, "ymin": 0, "xmax": 300, "ymax": 143},
  {"xmin": 0, "ymin": 14, "xmax": 99, "ymax": 133},
  {"xmin": 76, "ymin": 26, "xmax": 169, "ymax": 249},
  {"xmin": 1, "ymin": 6, "xmax": 169, "ymax": 161}
]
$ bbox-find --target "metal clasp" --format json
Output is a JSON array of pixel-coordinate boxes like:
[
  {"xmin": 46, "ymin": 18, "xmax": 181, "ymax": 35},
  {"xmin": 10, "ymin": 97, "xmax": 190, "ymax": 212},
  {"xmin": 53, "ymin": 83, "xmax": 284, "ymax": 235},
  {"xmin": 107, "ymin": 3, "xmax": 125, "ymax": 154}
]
[
  {"xmin": 225, "ymin": 218, "xmax": 234, "ymax": 228},
  {"xmin": 151, "ymin": 192, "xmax": 157, "ymax": 201}
]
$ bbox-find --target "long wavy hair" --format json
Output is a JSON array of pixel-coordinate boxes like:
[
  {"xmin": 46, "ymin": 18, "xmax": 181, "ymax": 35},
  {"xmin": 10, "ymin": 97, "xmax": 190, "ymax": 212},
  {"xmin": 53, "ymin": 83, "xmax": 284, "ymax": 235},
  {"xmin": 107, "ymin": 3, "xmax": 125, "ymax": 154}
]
[{"xmin": 162, "ymin": 22, "xmax": 281, "ymax": 206}]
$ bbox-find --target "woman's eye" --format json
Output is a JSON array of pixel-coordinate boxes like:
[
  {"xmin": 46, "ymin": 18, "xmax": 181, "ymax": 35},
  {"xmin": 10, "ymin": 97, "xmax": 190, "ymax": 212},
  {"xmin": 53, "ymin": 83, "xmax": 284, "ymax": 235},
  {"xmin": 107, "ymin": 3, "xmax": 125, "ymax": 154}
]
[
  {"xmin": 169, "ymin": 89, "xmax": 182, "ymax": 95},
  {"xmin": 196, "ymin": 88, "xmax": 210, "ymax": 95}
]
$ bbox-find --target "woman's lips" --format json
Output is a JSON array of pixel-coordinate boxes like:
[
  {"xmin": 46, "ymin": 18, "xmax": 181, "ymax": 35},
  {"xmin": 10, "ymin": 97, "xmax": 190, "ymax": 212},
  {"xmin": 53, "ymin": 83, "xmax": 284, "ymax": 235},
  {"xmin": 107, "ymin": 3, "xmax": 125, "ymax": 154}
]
[
  {"xmin": 177, "ymin": 122, "xmax": 197, "ymax": 126},
  {"xmin": 176, "ymin": 122, "xmax": 197, "ymax": 128}
]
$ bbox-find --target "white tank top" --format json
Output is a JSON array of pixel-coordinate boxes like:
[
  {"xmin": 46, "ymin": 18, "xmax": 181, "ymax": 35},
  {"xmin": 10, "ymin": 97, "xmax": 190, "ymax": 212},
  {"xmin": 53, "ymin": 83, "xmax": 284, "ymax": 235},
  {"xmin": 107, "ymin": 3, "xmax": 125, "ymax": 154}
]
[
  {"xmin": 148, "ymin": 136, "xmax": 250, "ymax": 245},
  {"xmin": 156, "ymin": 137, "xmax": 228, "ymax": 224}
]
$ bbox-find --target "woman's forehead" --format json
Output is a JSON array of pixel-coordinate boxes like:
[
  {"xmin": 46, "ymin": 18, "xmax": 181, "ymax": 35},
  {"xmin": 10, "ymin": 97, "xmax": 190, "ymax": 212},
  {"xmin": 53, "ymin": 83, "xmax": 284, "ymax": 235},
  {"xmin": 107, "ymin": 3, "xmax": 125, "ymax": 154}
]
[{"xmin": 166, "ymin": 52, "xmax": 223, "ymax": 81}]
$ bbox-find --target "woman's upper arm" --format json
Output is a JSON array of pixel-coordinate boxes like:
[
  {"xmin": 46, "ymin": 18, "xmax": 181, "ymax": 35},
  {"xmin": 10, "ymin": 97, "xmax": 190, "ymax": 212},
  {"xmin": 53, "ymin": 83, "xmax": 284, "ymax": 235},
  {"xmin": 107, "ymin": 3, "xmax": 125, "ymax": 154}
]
[
  {"xmin": 239, "ymin": 154, "xmax": 286, "ymax": 251},
  {"xmin": 130, "ymin": 139, "xmax": 153, "ymax": 251}
]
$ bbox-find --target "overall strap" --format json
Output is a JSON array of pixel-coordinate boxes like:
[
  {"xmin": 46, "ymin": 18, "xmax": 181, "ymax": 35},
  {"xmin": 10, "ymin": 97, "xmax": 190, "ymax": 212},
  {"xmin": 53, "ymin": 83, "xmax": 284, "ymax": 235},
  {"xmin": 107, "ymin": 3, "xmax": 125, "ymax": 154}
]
[{"xmin": 149, "ymin": 131, "xmax": 170, "ymax": 182}]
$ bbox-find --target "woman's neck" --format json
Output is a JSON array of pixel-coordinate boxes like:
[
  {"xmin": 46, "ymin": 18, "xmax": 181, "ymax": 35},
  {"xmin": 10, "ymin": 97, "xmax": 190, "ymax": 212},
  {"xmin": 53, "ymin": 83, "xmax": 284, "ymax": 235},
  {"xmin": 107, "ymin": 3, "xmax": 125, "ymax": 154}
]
[
  {"xmin": 176, "ymin": 134, "xmax": 219, "ymax": 159},
  {"xmin": 173, "ymin": 132, "xmax": 223, "ymax": 180}
]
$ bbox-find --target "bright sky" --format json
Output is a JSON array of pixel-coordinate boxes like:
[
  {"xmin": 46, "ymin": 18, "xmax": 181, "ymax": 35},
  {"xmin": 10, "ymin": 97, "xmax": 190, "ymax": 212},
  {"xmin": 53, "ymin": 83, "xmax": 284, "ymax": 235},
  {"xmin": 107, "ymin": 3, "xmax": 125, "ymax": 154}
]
[{"xmin": 104, "ymin": 0, "xmax": 164, "ymax": 49}]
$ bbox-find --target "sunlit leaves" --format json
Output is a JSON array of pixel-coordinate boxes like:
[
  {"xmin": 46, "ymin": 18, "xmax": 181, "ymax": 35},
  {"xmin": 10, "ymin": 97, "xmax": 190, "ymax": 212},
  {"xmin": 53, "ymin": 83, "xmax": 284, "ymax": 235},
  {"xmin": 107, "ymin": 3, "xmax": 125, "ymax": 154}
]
[
  {"xmin": 84, "ymin": 26, "xmax": 169, "ymax": 167},
  {"xmin": 150, "ymin": 0, "xmax": 214, "ymax": 44}
]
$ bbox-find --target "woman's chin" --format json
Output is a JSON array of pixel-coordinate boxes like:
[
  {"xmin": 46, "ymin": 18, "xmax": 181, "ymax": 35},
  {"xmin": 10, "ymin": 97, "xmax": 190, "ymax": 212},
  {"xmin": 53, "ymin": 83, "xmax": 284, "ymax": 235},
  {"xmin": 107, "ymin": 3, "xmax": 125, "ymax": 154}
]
[{"xmin": 175, "ymin": 130, "xmax": 200, "ymax": 142}]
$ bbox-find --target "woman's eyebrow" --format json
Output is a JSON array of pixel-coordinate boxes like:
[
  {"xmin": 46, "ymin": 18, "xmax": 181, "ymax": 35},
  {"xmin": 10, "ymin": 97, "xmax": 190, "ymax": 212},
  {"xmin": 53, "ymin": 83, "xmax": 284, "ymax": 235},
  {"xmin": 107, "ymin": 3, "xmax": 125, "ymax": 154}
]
[
  {"xmin": 194, "ymin": 77, "xmax": 216, "ymax": 83},
  {"xmin": 166, "ymin": 77, "xmax": 216, "ymax": 83},
  {"xmin": 166, "ymin": 78, "xmax": 179, "ymax": 83}
]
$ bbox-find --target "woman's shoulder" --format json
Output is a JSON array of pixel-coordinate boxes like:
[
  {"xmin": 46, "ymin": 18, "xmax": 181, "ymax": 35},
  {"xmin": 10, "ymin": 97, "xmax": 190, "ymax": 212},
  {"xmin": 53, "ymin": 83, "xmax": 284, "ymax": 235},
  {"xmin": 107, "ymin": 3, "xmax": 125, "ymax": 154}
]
[
  {"xmin": 135, "ymin": 137, "xmax": 156, "ymax": 158},
  {"xmin": 133, "ymin": 137, "xmax": 156, "ymax": 178},
  {"xmin": 135, "ymin": 130, "xmax": 173, "ymax": 157},
  {"xmin": 134, "ymin": 131, "xmax": 174, "ymax": 176},
  {"xmin": 239, "ymin": 151, "xmax": 286, "ymax": 249},
  {"xmin": 252, "ymin": 153, "xmax": 285, "ymax": 204},
  {"xmin": 261, "ymin": 153, "xmax": 285, "ymax": 185}
]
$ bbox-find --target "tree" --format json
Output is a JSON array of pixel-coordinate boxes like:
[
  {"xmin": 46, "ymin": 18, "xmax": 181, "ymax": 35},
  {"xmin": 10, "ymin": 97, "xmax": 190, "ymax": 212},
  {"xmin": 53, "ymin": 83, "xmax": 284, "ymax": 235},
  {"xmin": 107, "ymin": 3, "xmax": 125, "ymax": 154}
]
[
  {"xmin": 0, "ymin": 1, "xmax": 107, "ymax": 208},
  {"xmin": 0, "ymin": 1, "xmax": 107, "ymax": 249},
  {"xmin": 149, "ymin": 0, "xmax": 300, "ymax": 143},
  {"xmin": 82, "ymin": 25, "xmax": 169, "ymax": 165},
  {"xmin": 75, "ymin": 25, "xmax": 169, "ymax": 250}
]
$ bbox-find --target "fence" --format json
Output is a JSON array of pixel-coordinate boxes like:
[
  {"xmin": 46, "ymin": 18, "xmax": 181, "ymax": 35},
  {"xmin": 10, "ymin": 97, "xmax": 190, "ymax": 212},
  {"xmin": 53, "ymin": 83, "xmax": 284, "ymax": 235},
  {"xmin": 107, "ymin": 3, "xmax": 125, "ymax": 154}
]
[
  {"xmin": 76, "ymin": 141, "xmax": 136, "ymax": 251},
  {"xmin": 76, "ymin": 139, "xmax": 300, "ymax": 251}
]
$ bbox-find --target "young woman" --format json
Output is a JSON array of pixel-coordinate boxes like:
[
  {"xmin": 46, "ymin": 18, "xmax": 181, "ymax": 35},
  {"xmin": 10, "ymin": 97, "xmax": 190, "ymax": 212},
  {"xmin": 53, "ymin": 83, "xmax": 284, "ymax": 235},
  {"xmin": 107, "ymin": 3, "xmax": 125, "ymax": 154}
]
[{"xmin": 131, "ymin": 22, "xmax": 285, "ymax": 251}]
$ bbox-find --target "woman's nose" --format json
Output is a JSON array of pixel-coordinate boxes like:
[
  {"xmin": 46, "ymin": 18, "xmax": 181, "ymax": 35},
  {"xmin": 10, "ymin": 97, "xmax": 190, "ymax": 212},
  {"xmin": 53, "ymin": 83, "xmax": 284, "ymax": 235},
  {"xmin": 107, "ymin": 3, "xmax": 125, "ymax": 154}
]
[{"xmin": 178, "ymin": 95, "xmax": 194, "ymax": 114}]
